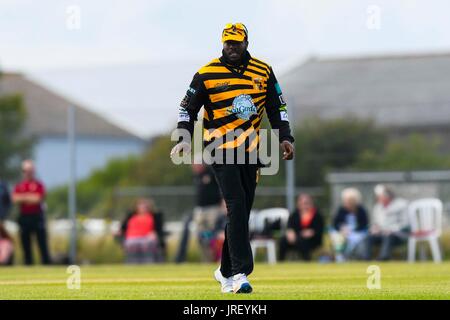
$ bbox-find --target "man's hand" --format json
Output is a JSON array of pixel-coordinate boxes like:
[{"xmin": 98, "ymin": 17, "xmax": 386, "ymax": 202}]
[
  {"xmin": 280, "ymin": 140, "xmax": 294, "ymax": 160},
  {"xmin": 286, "ymin": 229, "xmax": 296, "ymax": 244},
  {"xmin": 170, "ymin": 141, "xmax": 191, "ymax": 158},
  {"xmin": 370, "ymin": 225, "xmax": 381, "ymax": 235},
  {"xmin": 301, "ymin": 229, "xmax": 315, "ymax": 239}
]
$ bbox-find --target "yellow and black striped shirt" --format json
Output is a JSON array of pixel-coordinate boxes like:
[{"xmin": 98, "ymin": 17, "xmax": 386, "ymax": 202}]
[{"xmin": 177, "ymin": 51, "xmax": 293, "ymax": 158}]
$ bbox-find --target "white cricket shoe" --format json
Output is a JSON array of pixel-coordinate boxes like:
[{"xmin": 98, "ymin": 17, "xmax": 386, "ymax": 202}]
[
  {"xmin": 232, "ymin": 273, "xmax": 253, "ymax": 294},
  {"xmin": 214, "ymin": 268, "xmax": 233, "ymax": 293}
]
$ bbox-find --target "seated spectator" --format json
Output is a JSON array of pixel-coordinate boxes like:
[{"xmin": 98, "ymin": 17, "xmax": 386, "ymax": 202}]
[
  {"xmin": 0, "ymin": 224, "xmax": 14, "ymax": 266},
  {"xmin": 279, "ymin": 194, "xmax": 324, "ymax": 261},
  {"xmin": 192, "ymin": 160, "xmax": 222, "ymax": 263},
  {"xmin": 120, "ymin": 198, "xmax": 164, "ymax": 264},
  {"xmin": 330, "ymin": 188, "xmax": 368, "ymax": 262},
  {"xmin": 364, "ymin": 185, "xmax": 409, "ymax": 261},
  {"xmin": 0, "ymin": 178, "xmax": 11, "ymax": 222}
]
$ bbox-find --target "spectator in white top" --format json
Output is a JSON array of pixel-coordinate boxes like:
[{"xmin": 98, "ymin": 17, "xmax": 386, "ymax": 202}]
[{"xmin": 364, "ymin": 184, "xmax": 409, "ymax": 261}]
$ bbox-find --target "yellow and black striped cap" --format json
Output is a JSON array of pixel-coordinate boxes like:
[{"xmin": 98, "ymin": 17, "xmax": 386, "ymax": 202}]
[{"xmin": 222, "ymin": 23, "xmax": 248, "ymax": 43}]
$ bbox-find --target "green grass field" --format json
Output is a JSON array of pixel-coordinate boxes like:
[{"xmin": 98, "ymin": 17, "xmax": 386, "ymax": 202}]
[{"xmin": 0, "ymin": 262, "xmax": 449, "ymax": 300}]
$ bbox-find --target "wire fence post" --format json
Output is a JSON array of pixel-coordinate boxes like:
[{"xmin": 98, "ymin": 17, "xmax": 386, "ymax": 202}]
[
  {"xmin": 68, "ymin": 105, "xmax": 77, "ymax": 264},
  {"xmin": 286, "ymin": 96, "xmax": 296, "ymax": 213}
]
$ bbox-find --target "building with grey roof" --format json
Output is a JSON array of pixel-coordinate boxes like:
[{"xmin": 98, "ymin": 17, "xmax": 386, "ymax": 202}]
[
  {"xmin": 281, "ymin": 52, "xmax": 450, "ymax": 150},
  {"xmin": 0, "ymin": 72, "xmax": 146, "ymax": 187}
]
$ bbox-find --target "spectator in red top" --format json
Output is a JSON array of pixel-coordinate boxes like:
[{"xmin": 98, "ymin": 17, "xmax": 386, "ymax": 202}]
[
  {"xmin": 12, "ymin": 160, "xmax": 51, "ymax": 265},
  {"xmin": 279, "ymin": 194, "xmax": 324, "ymax": 261},
  {"xmin": 122, "ymin": 198, "xmax": 160, "ymax": 264}
]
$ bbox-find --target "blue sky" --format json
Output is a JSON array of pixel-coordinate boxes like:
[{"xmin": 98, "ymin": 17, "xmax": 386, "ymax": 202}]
[{"xmin": 1, "ymin": 0, "xmax": 449, "ymax": 137}]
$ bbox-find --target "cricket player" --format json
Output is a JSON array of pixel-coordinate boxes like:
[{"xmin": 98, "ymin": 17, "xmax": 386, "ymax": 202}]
[{"xmin": 171, "ymin": 23, "xmax": 294, "ymax": 293}]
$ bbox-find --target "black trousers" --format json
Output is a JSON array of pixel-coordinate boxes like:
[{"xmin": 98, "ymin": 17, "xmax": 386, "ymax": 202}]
[
  {"xmin": 364, "ymin": 233, "xmax": 405, "ymax": 261},
  {"xmin": 212, "ymin": 164, "xmax": 258, "ymax": 277},
  {"xmin": 279, "ymin": 236, "xmax": 318, "ymax": 261},
  {"xmin": 18, "ymin": 214, "xmax": 51, "ymax": 265}
]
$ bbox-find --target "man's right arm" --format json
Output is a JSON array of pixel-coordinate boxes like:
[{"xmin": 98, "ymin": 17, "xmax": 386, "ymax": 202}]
[{"xmin": 176, "ymin": 72, "xmax": 207, "ymax": 143}]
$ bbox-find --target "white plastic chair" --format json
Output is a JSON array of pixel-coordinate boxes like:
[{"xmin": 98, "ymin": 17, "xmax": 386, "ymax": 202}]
[
  {"xmin": 407, "ymin": 198, "xmax": 443, "ymax": 263},
  {"xmin": 250, "ymin": 208, "xmax": 289, "ymax": 264}
]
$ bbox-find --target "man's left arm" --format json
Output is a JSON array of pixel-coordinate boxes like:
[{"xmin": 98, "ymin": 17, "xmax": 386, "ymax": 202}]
[{"xmin": 265, "ymin": 67, "xmax": 295, "ymax": 160}]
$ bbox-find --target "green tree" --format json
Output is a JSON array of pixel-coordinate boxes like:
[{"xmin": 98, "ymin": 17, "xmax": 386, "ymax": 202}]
[
  {"xmin": 293, "ymin": 117, "xmax": 387, "ymax": 186},
  {"xmin": 46, "ymin": 155, "xmax": 139, "ymax": 218},
  {"xmin": 355, "ymin": 134, "xmax": 450, "ymax": 170},
  {"xmin": 126, "ymin": 135, "xmax": 192, "ymax": 186},
  {"xmin": 47, "ymin": 118, "xmax": 390, "ymax": 218},
  {"xmin": 0, "ymin": 94, "xmax": 33, "ymax": 180},
  {"xmin": 46, "ymin": 135, "xmax": 193, "ymax": 218}
]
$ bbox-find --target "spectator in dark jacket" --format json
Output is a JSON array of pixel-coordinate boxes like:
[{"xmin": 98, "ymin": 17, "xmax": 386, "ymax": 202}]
[
  {"xmin": 279, "ymin": 194, "xmax": 324, "ymax": 261},
  {"xmin": 0, "ymin": 179, "xmax": 11, "ymax": 222},
  {"xmin": 330, "ymin": 188, "xmax": 368, "ymax": 262}
]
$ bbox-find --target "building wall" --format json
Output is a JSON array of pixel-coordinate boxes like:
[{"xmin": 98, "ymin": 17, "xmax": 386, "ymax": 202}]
[{"xmin": 34, "ymin": 136, "xmax": 145, "ymax": 188}]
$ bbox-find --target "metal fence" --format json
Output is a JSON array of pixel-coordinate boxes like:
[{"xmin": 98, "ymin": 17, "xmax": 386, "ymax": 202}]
[{"xmin": 111, "ymin": 186, "xmax": 324, "ymax": 221}]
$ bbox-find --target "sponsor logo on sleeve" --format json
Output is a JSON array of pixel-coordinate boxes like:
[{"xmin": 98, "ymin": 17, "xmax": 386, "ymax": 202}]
[
  {"xmin": 279, "ymin": 104, "xmax": 289, "ymax": 121},
  {"xmin": 178, "ymin": 107, "xmax": 190, "ymax": 122},
  {"xmin": 187, "ymin": 87, "xmax": 196, "ymax": 95},
  {"xmin": 274, "ymin": 82, "xmax": 282, "ymax": 95},
  {"xmin": 180, "ymin": 94, "xmax": 190, "ymax": 108}
]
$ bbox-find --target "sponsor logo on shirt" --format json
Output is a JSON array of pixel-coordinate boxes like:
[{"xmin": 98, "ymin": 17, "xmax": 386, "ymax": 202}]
[
  {"xmin": 253, "ymin": 77, "xmax": 264, "ymax": 90},
  {"xmin": 214, "ymin": 81, "xmax": 230, "ymax": 91},
  {"xmin": 228, "ymin": 94, "xmax": 257, "ymax": 120}
]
